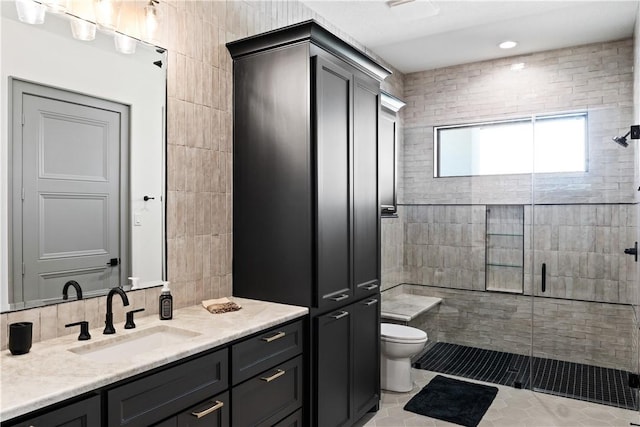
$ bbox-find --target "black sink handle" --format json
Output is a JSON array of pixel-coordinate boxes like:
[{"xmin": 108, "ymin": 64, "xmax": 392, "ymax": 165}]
[{"xmin": 65, "ymin": 321, "xmax": 91, "ymax": 341}]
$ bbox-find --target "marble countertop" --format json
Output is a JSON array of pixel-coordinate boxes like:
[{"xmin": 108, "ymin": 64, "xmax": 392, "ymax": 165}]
[
  {"xmin": 0, "ymin": 297, "xmax": 308, "ymax": 422},
  {"xmin": 381, "ymin": 293, "xmax": 442, "ymax": 322}
]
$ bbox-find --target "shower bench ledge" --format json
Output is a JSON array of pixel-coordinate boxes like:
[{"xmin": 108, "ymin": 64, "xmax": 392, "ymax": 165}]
[{"xmin": 381, "ymin": 293, "xmax": 442, "ymax": 323}]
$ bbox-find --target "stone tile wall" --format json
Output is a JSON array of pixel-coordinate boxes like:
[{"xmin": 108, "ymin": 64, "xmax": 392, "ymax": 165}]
[
  {"xmin": 527, "ymin": 204, "xmax": 637, "ymax": 304},
  {"xmin": 401, "ymin": 39, "xmax": 635, "ymax": 206},
  {"xmin": 400, "ymin": 203, "xmax": 636, "ymax": 304},
  {"xmin": 401, "ymin": 284, "xmax": 635, "ymax": 371},
  {"xmin": 1, "ymin": 0, "xmax": 405, "ymax": 350},
  {"xmin": 390, "ymin": 203, "xmax": 637, "ymax": 370}
]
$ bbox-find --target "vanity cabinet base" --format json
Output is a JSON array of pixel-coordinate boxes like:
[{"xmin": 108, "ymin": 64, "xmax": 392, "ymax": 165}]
[
  {"xmin": 1, "ymin": 318, "xmax": 306, "ymax": 427},
  {"xmin": 2, "ymin": 394, "xmax": 100, "ymax": 427}
]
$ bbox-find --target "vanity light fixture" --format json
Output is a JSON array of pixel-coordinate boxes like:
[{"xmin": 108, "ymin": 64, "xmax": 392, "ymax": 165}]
[
  {"xmin": 114, "ymin": 32, "xmax": 137, "ymax": 54},
  {"xmin": 499, "ymin": 40, "xmax": 518, "ymax": 49},
  {"xmin": 143, "ymin": 0, "xmax": 161, "ymax": 41},
  {"xmin": 15, "ymin": 0, "xmax": 162, "ymax": 53},
  {"xmin": 15, "ymin": 0, "xmax": 45, "ymax": 24},
  {"xmin": 69, "ymin": 15, "xmax": 96, "ymax": 41},
  {"xmin": 510, "ymin": 62, "xmax": 525, "ymax": 71},
  {"xmin": 93, "ymin": 0, "xmax": 121, "ymax": 31}
]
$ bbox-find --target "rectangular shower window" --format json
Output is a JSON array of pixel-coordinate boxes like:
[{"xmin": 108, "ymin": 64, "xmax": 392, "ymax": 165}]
[{"xmin": 435, "ymin": 113, "xmax": 587, "ymax": 177}]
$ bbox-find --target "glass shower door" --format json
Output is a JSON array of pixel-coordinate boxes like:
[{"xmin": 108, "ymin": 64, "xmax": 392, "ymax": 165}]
[{"xmin": 530, "ymin": 113, "xmax": 639, "ymax": 412}]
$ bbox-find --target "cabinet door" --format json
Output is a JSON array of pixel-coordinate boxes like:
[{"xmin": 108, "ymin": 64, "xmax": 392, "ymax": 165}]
[
  {"xmin": 107, "ymin": 349, "xmax": 228, "ymax": 427},
  {"xmin": 232, "ymin": 320, "xmax": 304, "ymax": 385},
  {"xmin": 232, "ymin": 356, "xmax": 303, "ymax": 427},
  {"xmin": 314, "ymin": 56, "xmax": 353, "ymax": 310},
  {"xmin": 9, "ymin": 395, "xmax": 101, "ymax": 427},
  {"xmin": 152, "ymin": 392, "xmax": 230, "ymax": 427},
  {"xmin": 232, "ymin": 42, "xmax": 313, "ymax": 307},
  {"xmin": 353, "ymin": 77, "xmax": 381, "ymax": 299},
  {"xmin": 351, "ymin": 297, "xmax": 380, "ymax": 421},
  {"xmin": 315, "ymin": 309, "xmax": 351, "ymax": 427}
]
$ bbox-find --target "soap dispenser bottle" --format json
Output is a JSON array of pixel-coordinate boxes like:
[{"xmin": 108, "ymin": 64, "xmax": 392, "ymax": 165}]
[{"xmin": 159, "ymin": 282, "xmax": 173, "ymax": 320}]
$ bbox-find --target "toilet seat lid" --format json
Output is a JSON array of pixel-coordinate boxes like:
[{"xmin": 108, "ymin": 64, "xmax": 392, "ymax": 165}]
[{"xmin": 381, "ymin": 323, "xmax": 427, "ymax": 342}]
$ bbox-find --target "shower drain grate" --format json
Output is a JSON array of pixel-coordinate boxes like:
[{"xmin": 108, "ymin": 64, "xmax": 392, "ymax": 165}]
[{"xmin": 413, "ymin": 342, "xmax": 638, "ymax": 411}]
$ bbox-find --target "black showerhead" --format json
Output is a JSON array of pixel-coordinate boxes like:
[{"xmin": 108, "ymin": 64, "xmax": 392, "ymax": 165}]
[
  {"xmin": 613, "ymin": 126, "xmax": 640, "ymax": 147},
  {"xmin": 613, "ymin": 131, "xmax": 630, "ymax": 147}
]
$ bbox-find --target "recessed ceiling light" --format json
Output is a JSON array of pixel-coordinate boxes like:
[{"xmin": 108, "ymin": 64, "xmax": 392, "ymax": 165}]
[{"xmin": 499, "ymin": 40, "xmax": 518, "ymax": 49}]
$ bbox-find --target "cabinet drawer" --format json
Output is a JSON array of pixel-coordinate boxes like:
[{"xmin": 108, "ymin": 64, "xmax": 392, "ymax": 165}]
[
  {"xmin": 107, "ymin": 349, "xmax": 228, "ymax": 427},
  {"xmin": 152, "ymin": 391, "xmax": 230, "ymax": 427},
  {"xmin": 232, "ymin": 355, "xmax": 303, "ymax": 427},
  {"xmin": 5, "ymin": 395, "xmax": 101, "ymax": 427},
  {"xmin": 273, "ymin": 409, "xmax": 303, "ymax": 427},
  {"xmin": 231, "ymin": 320, "xmax": 304, "ymax": 385}
]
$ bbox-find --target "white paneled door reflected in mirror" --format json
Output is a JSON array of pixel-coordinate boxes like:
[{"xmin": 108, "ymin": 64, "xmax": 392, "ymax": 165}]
[{"xmin": 0, "ymin": 1, "xmax": 167, "ymax": 311}]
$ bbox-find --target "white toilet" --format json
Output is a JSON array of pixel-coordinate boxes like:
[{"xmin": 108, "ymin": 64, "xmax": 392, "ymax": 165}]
[{"xmin": 380, "ymin": 323, "xmax": 428, "ymax": 392}]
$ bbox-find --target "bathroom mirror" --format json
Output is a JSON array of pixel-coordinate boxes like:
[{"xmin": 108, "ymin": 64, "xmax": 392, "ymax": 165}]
[{"xmin": 0, "ymin": 1, "xmax": 167, "ymax": 311}]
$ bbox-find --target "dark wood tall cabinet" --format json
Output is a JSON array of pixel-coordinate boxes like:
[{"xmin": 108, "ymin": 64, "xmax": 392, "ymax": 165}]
[{"xmin": 227, "ymin": 21, "xmax": 391, "ymax": 427}]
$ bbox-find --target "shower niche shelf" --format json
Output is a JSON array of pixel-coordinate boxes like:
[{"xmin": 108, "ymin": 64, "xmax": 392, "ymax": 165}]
[{"xmin": 485, "ymin": 205, "xmax": 524, "ymax": 294}]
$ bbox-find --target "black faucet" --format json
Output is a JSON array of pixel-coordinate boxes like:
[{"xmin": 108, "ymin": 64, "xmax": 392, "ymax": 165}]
[
  {"xmin": 103, "ymin": 287, "xmax": 130, "ymax": 334},
  {"xmin": 62, "ymin": 280, "xmax": 83, "ymax": 300}
]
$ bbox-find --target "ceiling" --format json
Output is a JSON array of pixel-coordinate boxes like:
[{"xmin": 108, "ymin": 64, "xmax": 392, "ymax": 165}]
[{"xmin": 300, "ymin": 0, "xmax": 640, "ymax": 74}]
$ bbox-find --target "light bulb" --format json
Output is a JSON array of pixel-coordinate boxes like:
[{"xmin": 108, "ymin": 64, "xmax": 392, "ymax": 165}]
[
  {"xmin": 143, "ymin": 0, "xmax": 160, "ymax": 42},
  {"xmin": 69, "ymin": 16, "xmax": 96, "ymax": 41},
  {"xmin": 114, "ymin": 32, "xmax": 137, "ymax": 54},
  {"xmin": 15, "ymin": 0, "xmax": 46, "ymax": 25},
  {"xmin": 94, "ymin": 0, "xmax": 121, "ymax": 31}
]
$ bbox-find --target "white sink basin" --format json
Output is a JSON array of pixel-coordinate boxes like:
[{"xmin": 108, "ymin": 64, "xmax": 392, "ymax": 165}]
[{"xmin": 69, "ymin": 325, "xmax": 201, "ymax": 362}]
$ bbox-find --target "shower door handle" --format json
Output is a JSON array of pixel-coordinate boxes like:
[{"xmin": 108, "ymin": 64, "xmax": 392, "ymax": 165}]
[
  {"xmin": 541, "ymin": 263, "xmax": 546, "ymax": 293},
  {"xmin": 624, "ymin": 242, "xmax": 638, "ymax": 262}
]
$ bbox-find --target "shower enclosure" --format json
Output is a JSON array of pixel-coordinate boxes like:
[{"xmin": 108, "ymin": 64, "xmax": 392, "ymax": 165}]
[
  {"xmin": 529, "ymin": 114, "xmax": 639, "ymax": 409},
  {"xmin": 389, "ymin": 39, "xmax": 640, "ymax": 413},
  {"xmin": 400, "ymin": 108, "xmax": 639, "ymax": 411}
]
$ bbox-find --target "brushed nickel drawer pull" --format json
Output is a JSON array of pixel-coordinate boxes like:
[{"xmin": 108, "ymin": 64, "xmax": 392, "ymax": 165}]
[
  {"xmin": 331, "ymin": 311, "xmax": 349, "ymax": 320},
  {"xmin": 329, "ymin": 294, "xmax": 349, "ymax": 301},
  {"xmin": 261, "ymin": 369, "xmax": 286, "ymax": 382},
  {"xmin": 365, "ymin": 299, "xmax": 378, "ymax": 306},
  {"xmin": 261, "ymin": 331, "xmax": 286, "ymax": 343},
  {"xmin": 363, "ymin": 284, "xmax": 378, "ymax": 290},
  {"xmin": 191, "ymin": 400, "xmax": 224, "ymax": 419}
]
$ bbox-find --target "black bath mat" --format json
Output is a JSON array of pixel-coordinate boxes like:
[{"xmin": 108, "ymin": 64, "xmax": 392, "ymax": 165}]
[{"xmin": 404, "ymin": 375, "xmax": 498, "ymax": 427}]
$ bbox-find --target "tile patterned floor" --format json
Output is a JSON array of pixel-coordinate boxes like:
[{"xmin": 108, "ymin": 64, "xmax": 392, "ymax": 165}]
[
  {"xmin": 415, "ymin": 342, "xmax": 637, "ymax": 410},
  {"xmin": 357, "ymin": 369, "xmax": 640, "ymax": 427}
]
